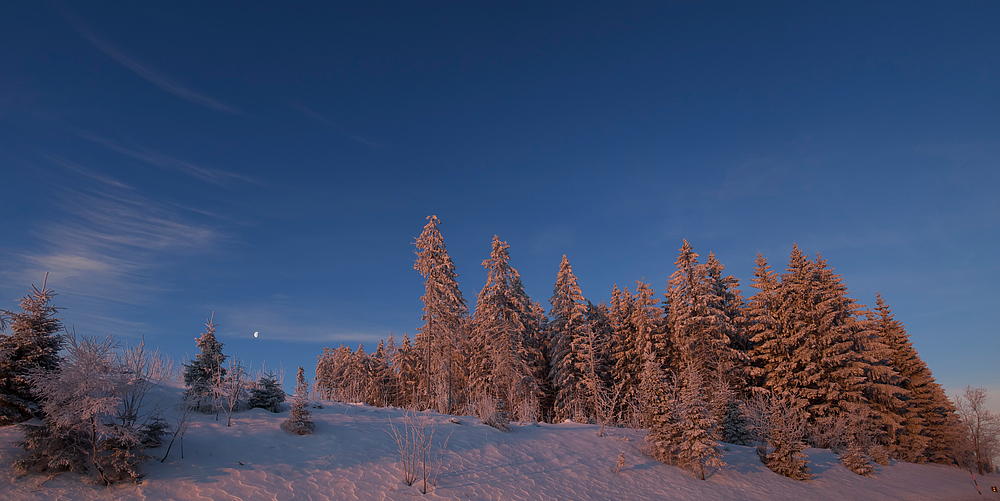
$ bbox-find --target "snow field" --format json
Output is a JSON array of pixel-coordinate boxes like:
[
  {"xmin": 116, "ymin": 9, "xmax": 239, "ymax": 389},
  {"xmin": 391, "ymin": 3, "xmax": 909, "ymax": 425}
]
[{"xmin": 0, "ymin": 382, "xmax": 995, "ymax": 500}]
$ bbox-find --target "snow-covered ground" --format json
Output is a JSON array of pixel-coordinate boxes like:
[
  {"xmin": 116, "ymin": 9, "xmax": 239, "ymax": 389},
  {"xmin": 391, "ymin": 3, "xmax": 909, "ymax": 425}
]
[{"xmin": 1, "ymin": 382, "xmax": 995, "ymax": 500}]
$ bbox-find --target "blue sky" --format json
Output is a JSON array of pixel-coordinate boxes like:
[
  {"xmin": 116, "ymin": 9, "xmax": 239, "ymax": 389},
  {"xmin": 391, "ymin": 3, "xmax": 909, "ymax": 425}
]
[{"xmin": 1, "ymin": 2, "xmax": 997, "ymax": 399}]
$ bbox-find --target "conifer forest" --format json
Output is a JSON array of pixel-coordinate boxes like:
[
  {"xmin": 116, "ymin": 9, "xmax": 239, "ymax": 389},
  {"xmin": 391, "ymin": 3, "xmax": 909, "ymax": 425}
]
[{"xmin": 0, "ymin": 216, "xmax": 997, "ymax": 493}]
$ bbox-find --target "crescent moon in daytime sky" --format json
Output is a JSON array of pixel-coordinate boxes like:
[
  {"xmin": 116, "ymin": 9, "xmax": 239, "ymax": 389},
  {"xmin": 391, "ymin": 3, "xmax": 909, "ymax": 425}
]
[{"xmin": 254, "ymin": 331, "xmax": 258, "ymax": 338}]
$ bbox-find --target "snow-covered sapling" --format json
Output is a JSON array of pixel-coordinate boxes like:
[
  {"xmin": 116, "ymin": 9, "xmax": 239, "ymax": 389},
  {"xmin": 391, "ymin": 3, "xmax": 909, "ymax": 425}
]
[
  {"xmin": 140, "ymin": 409, "xmax": 171, "ymax": 448},
  {"xmin": 841, "ymin": 441, "xmax": 874, "ymax": 476},
  {"xmin": 283, "ymin": 367, "xmax": 315, "ymax": 435}
]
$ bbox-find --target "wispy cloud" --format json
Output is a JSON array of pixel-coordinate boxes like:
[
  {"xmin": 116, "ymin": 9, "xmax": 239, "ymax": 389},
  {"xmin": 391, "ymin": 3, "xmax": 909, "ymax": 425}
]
[
  {"xmin": 62, "ymin": 10, "xmax": 241, "ymax": 115},
  {"xmin": 7, "ymin": 156, "xmax": 223, "ymax": 309},
  {"xmin": 40, "ymin": 153, "xmax": 133, "ymax": 190},
  {"xmin": 71, "ymin": 128, "xmax": 264, "ymax": 188},
  {"xmin": 288, "ymin": 100, "xmax": 386, "ymax": 148}
]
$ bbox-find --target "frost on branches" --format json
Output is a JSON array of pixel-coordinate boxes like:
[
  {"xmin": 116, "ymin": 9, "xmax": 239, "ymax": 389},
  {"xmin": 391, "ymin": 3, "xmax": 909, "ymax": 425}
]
[
  {"xmin": 413, "ymin": 215, "xmax": 470, "ymax": 414},
  {"xmin": 743, "ymin": 394, "xmax": 812, "ymax": 481},
  {"xmin": 14, "ymin": 335, "xmax": 153, "ymax": 485},
  {"xmin": 549, "ymin": 254, "xmax": 601, "ymax": 423},
  {"xmin": 468, "ymin": 236, "xmax": 543, "ymax": 423}
]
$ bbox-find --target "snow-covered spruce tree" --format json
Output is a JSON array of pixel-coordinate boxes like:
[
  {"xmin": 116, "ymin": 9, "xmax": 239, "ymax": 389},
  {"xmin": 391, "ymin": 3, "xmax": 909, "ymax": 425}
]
[
  {"xmin": 705, "ymin": 252, "xmax": 749, "ymax": 353},
  {"xmin": 608, "ymin": 284, "xmax": 638, "ymax": 423},
  {"xmin": 370, "ymin": 339, "xmax": 399, "ymax": 408},
  {"xmin": 468, "ymin": 236, "xmax": 541, "ymax": 423},
  {"xmin": 584, "ymin": 301, "xmax": 614, "ymax": 427},
  {"xmin": 633, "ymin": 281, "xmax": 666, "ymax": 426},
  {"xmin": 715, "ymin": 376, "xmax": 753, "ymax": 446},
  {"xmin": 394, "ymin": 334, "xmax": 422, "ymax": 409},
  {"xmin": 666, "ymin": 240, "xmax": 732, "ymax": 375},
  {"xmin": 182, "ymin": 313, "xmax": 227, "ymax": 412},
  {"xmin": 673, "ymin": 366, "xmax": 725, "ymax": 480},
  {"xmin": 750, "ymin": 247, "xmax": 815, "ymax": 421},
  {"xmin": 665, "ymin": 242, "xmax": 745, "ymax": 447},
  {"xmin": 703, "ymin": 252, "xmax": 751, "ymax": 390},
  {"xmin": 644, "ymin": 355, "xmax": 681, "ymax": 463},
  {"xmin": 745, "ymin": 253, "xmax": 778, "ymax": 393},
  {"xmin": 809, "ymin": 255, "xmax": 905, "ymax": 451},
  {"xmin": 549, "ymin": 255, "xmax": 596, "ymax": 422},
  {"xmin": 283, "ymin": 367, "xmax": 315, "ymax": 435},
  {"xmin": 414, "ymin": 215, "xmax": 470, "ymax": 414},
  {"xmin": 873, "ymin": 293, "xmax": 962, "ymax": 464},
  {"xmin": 522, "ymin": 299, "xmax": 552, "ymax": 422},
  {"xmin": 15, "ymin": 335, "xmax": 148, "ymax": 485},
  {"xmin": 751, "ymin": 246, "xmax": 906, "ymax": 448},
  {"xmin": 0, "ymin": 275, "xmax": 65, "ymax": 425},
  {"xmin": 315, "ymin": 344, "xmax": 351, "ymax": 401},
  {"xmin": 349, "ymin": 343, "xmax": 373, "ymax": 404},
  {"xmin": 664, "ymin": 241, "xmax": 738, "ymax": 386},
  {"xmin": 646, "ymin": 363, "xmax": 725, "ymax": 480},
  {"xmin": 248, "ymin": 371, "xmax": 285, "ymax": 412}
]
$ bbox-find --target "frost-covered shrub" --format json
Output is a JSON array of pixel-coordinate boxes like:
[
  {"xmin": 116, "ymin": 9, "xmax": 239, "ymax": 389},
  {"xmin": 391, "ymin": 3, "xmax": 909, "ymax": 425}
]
[
  {"xmin": 743, "ymin": 394, "xmax": 811, "ymax": 481},
  {"xmin": 14, "ymin": 334, "xmax": 151, "ymax": 485},
  {"xmin": 475, "ymin": 393, "xmax": 510, "ymax": 432},
  {"xmin": 869, "ymin": 444, "xmax": 890, "ymax": 466},
  {"xmin": 841, "ymin": 441, "xmax": 874, "ymax": 476}
]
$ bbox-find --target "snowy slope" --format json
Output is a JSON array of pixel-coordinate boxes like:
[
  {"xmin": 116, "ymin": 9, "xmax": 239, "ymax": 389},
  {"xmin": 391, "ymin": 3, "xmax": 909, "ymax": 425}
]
[{"xmin": 0, "ymin": 382, "xmax": 995, "ymax": 501}]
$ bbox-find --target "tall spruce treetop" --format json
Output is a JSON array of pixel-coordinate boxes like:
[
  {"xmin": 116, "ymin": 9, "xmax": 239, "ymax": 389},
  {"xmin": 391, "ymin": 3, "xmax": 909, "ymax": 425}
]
[
  {"xmin": 183, "ymin": 313, "xmax": 227, "ymax": 403},
  {"xmin": 470, "ymin": 236, "xmax": 538, "ymax": 418},
  {"xmin": 414, "ymin": 215, "xmax": 469, "ymax": 413},
  {"xmin": 0, "ymin": 275, "xmax": 65, "ymax": 424},
  {"xmin": 665, "ymin": 240, "xmax": 735, "ymax": 378},
  {"xmin": 705, "ymin": 252, "xmax": 748, "ymax": 352},
  {"xmin": 548, "ymin": 255, "xmax": 593, "ymax": 422},
  {"xmin": 752, "ymin": 245, "xmax": 818, "ymax": 415},
  {"xmin": 633, "ymin": 281, "xmax": 665, "ymax": 364},
  {"xmin": 746, "ymin": 253, "xmax": 779, "ymax": 391}
]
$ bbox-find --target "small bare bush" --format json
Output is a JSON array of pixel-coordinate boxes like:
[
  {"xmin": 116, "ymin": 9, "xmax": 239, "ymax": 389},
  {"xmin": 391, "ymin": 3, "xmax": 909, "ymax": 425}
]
[
  {"xmin": 387, "ymin": 410, "xmax": 451, "ymax": 494},
  {"xmin": 613, "ymin": 452, "xmax": 626, "ymax": 474}
]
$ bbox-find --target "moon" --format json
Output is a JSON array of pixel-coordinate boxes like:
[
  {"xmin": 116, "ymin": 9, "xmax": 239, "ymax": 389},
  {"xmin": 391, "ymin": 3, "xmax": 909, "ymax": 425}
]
[{"xmin": 253, "ymin": 331, "xmax": 259, "ymax": 338}]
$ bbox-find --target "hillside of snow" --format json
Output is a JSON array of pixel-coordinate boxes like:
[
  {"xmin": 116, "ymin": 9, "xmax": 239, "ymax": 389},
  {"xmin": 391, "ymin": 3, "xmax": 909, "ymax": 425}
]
[{"xmin": 0, "ymin": 382, "xmax": 995, "ymax": 501}]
